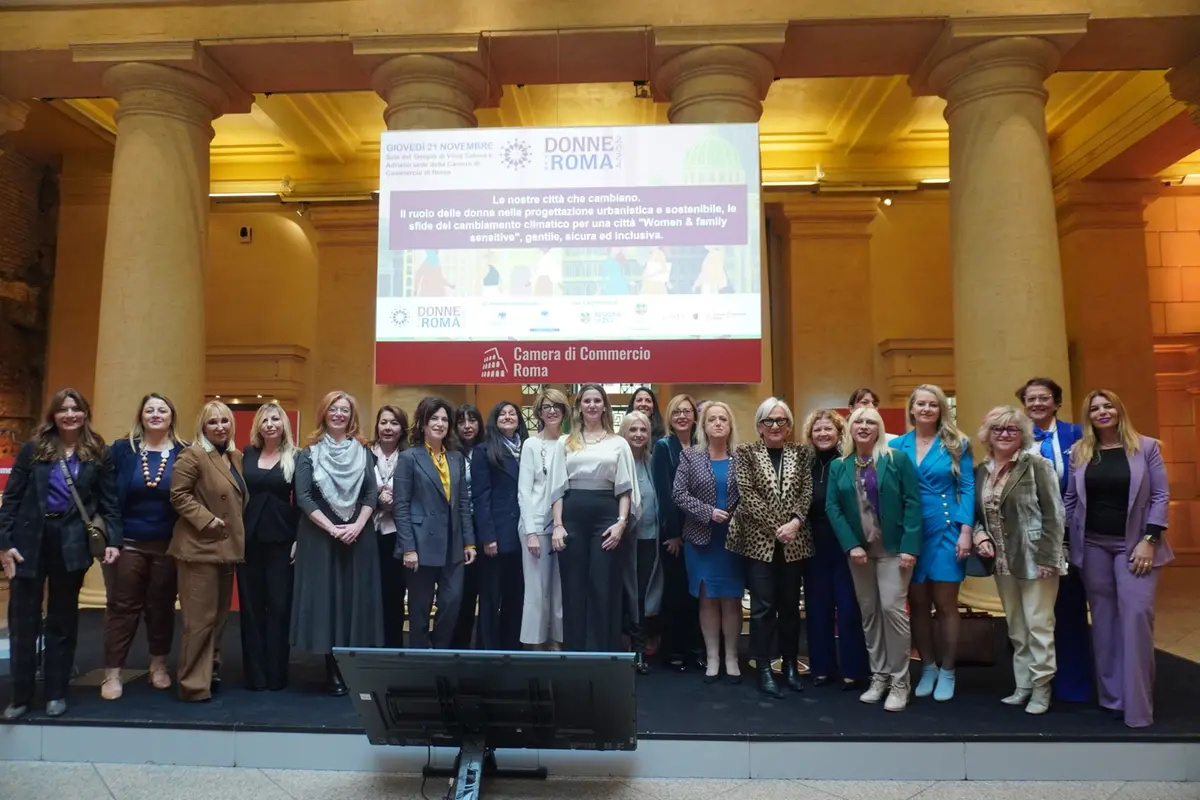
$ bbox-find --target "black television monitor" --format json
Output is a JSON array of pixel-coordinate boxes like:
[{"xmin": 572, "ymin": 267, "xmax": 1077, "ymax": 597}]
[{"xmin": 333, "ymin": 648, "xmax": 638, "ymax": 799}]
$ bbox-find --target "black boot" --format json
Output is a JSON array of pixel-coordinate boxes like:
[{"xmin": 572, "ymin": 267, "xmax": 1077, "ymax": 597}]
[
  {"xmin": 757, "ymin": 665, "xmax": 783, "ymax": 699},
  {"xmin": 782, "ymin": 659, "xmax": 805, "ymax": 693},
  {"xmin": 325, "ymin": 654, "xmax": 347, "ymax": 697},
  {"xmin": 634, "ymin": 652, "xmax": 650, "ymax": 675}
]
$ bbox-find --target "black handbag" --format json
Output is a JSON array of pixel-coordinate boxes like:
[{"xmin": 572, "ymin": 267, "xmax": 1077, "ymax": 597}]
[
  {"xmin": 59, "ymin": 459, "xmax": 108, "ymax": 559},
  {"xmin": 965, "ymin": 541, "xmax": 996, "ymax": 578}
]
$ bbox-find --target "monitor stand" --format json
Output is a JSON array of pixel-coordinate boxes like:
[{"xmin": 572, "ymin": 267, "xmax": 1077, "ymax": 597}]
[{"xmin": 423, "ymin": 737, "xmax": 548, "ymax": 800}]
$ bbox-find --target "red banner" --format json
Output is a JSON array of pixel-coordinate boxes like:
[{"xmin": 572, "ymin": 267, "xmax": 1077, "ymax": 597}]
[{"xmin": 376, "ymin": 339, "xmax": 762, "ymax": 385}]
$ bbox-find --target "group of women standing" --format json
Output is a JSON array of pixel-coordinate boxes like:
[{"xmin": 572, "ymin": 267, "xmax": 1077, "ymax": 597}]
[{"xmin": 0, "ymin": 378, "xmax": 1174, "ymax": 730}]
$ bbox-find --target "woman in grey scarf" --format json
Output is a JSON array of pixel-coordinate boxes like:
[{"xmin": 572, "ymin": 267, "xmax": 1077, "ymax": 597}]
[{"xmin": 289, "ymin": 390, "xmax": 383, "ymax": 695}]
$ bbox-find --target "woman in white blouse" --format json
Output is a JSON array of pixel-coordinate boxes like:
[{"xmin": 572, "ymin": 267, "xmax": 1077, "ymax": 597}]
[
  {"xmin": 371, "ymin": 405, "xmax": 409, "ymax": 648},
  {"xmin": 517, "ymin": 387, "xmax": 568, "ymax": 650},
  {"xmin": 549, "ymin": 384, "xmax": 639, "ymax": 652}
]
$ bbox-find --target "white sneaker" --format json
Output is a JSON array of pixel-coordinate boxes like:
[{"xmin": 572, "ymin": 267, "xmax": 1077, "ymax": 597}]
[
  {"xmin": 1001, "ymin": 688, "xmax": 1032, "ymax": 706},
  {"xmin": 884, "ymin": 682, "xmax": 910, "ymax": 712},
  {"xmin": 860, "ymin": 675, "xmax": 890, "ymax": 704},
  {"xmin": 1025, "ymin": 685, "xmax": 1052, "ymax": 715}
]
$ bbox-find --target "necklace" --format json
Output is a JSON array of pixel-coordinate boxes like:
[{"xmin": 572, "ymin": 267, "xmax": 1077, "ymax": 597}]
[
  {"xmin": 854, "ymin": 454, "xmax": 874, "ymax": 469},
  {"xmin": 583, "ymin": 432, "xmax": 607, "ymax": 445},
  {"xmin": 141, "ymin": 447, "xmax": 169, "ymax": 487}
]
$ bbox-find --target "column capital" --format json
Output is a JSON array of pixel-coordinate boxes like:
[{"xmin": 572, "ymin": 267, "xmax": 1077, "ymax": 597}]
[
  {"xmin": 103, "ymin": 62, "xmax": 231, "ymax": 137},
  {"xmin": 1167, "ymin": 51, "xmax": 1200, "ymax": 127},
  {"xmin": 909, "ymin": 15, "xmax": 1087, "ymax": 99},
  {"xmin": 781, "ymin": 195, "xmax": 880, "ymax": 239},
  {"xmin": 371, "ymin": 53, "xmax": 489, "ymax": 131},
  {"xmin": 1055, "ymin": 179, "xmax": 1160, "ymax": 235},
  {"xmin": 75, "ymin": 40, "xmax": 251, "ymax": 114},
  {"xmin": 926, "ymin": 37, "xmax": 1065, "ymax": 116},
  {"xmin": 0, "ymin": 95, "xmax": 30, "ymax": 135},
  {"xmin": 654, "ymin": 44, "xmax": 775, "ymax": 124}
]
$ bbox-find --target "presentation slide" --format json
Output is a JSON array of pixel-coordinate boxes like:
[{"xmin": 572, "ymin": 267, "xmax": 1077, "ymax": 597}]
[{"xmin": 375, "ymin": 124, "xmax": 762, "ymax": 384}]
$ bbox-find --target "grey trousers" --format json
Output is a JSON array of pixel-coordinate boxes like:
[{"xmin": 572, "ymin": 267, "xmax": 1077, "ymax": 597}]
[{"xmin": 849, "ymin": 554, "xmax": 913, "ymax": 686}]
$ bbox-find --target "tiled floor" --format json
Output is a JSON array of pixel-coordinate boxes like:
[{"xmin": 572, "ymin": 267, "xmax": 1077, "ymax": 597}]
[{"xmin": 0, "ymin": 763, "xmax": 1198, "ymax": 800}]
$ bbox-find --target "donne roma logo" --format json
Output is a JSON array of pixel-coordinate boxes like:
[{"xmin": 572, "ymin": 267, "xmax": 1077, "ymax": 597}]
[
  {"xmin": 390, "ymin": 308, "xmax": 410, "ymax": 328},
  {"xmin": 481, "ymin": 347, "xmax": 508, "ymax": 379},
  {"xmin": 502, "ymin": 140, "xmax": 531, "ymax": 170}
]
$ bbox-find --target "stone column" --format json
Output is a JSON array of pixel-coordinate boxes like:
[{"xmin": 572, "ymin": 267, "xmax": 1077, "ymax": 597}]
[
  {"xmin": 82, "ymin": 64, "xmax": 227, "ymax": 607},
  {"xmin": 92, "ymin": 63, "xmax": 228, "ymax": 436},
  {"xmin": 925, "ymin": 37, "xmax": 1072, "ymax": 613},
  {"xmin": 363, "ymin": 54, "xmax": 486, "ymax": 419},
  {"xmin": 1057, "ymin": 180, "xmax": 1160, "ymax": 432},
  {"xmin": 654, "ymin": 44, "xmax": 775, "ymax": 432},
  {"xmin": 929, "ymin": 37, "xmax": 1072, "ymax": 433},
  {"xmin": 781, "ymin": 196, "xmax": 879, "ymax": 413}
]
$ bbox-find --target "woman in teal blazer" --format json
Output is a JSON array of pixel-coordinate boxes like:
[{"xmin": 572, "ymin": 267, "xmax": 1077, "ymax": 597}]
[{"xmin": 826, "ymin": 406, "xmax": 923, "ymax": 712}]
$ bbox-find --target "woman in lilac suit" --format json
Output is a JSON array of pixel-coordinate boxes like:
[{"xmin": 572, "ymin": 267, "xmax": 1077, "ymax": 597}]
[{"xmin": 1064, "ymin": 389, "xmax": 1173, "ymax": 728}]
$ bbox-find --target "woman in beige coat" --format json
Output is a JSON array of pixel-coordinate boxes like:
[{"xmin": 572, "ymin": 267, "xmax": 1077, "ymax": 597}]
[{"xmin": 169, "ymin": 401, "xmax": 247, "ymax": 702}]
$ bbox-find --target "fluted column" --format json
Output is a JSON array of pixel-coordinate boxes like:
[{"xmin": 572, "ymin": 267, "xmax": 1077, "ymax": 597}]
[
  {"xmin": 363, "ymin": 54, "xmax": 486, "ymax": 417},
  {"xmin": 1057, "ymin": 180, "xmax": 1160, "ymax": 432},
  {"xmin": 654, "ymin": 44, "xmax": 775, "ymax": 432},
  {"xmin": 930, "ymin": 37, "xmax": 1072, "ymax": 433},
  {"xmin": 93, "ymin": 63, "xmax": 227, "ymax": 437}
]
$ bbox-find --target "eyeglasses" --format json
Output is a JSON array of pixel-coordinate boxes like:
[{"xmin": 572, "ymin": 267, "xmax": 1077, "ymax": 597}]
[
  {"xmin": 760, "ymin": 419, "xmax": 790, "ymax": 428},
  {"xmin": 671, "ymin": 409, "xmax": 694, "ymax": 418},
  {"xmin": 539, "ymin": 404, "xmax": 564, "ymax": 414},
  {"xmin": 1024, "ymin": 394, "xmax": 1055, "ymax": 404},
  {"xmin": 991, "ymin": 426, "xmax": 1021, "ymax": 437}
]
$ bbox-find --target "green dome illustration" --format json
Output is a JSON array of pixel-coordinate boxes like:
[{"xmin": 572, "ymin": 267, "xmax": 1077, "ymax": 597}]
[{"xmin": 682, "ymin": 135, "xmax": 747, "ymax": 185}]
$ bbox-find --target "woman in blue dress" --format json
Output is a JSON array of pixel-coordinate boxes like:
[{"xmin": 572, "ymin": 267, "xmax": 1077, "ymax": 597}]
[
  {"xmin": 889, "ymin": 384, "xmax": 975, "ymax": 702},
  {"xmin": 672, "ymin": 401, "xmax": 744, "ymax": 685}
]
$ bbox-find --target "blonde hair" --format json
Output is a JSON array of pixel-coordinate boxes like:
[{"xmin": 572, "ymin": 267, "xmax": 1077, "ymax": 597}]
[
  {"xmin": 976, "ymin": 405, "xmax": 1035, "ymax": 457},
  {"xmin": 619, "ymin": 410, "xmax": 653, "ymax": 463},
  {"xmin": 250, "ymin": 402, "xmax": 298, "ymax": 481},
  {"xmin": 565, "ymin": 383, "xmax": 615, "ymax": 453},
  {"xmin": 803, "ymin": 408, "xmax": 847, "ymax": 452},
  {"xmin": 907, "ymin": 383, "xmax": 969, "ymax": 475},
  {"xmin": 195, "ymin": 401, "xmax": 237, "ymax": 453},
  {"xmin": 533, "ymin": 387, "xmax": 570, "ymax": 432},
  {"xmin": 129, "ymin": 393, "xmax": 181, "ymax": 447},
  {"xmin": 1071, "ymin": 389, "xmax": 1144, "ymax": 468},
  {"xmin": 695, "ymin": 401, "xmax": 738, "ymax": 452},
  {"xmin": 844, "ymin": 406, "xmax": 892, "ymax": 464},
  {"xmin": 664, "ymin": 393, "xmax": 697, "ymax": 441}
]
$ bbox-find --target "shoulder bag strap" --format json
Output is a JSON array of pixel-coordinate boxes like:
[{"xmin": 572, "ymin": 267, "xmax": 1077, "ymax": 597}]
[{"xmin": 58, "ymin": 459, "xmax": 92, "ymax": 521}]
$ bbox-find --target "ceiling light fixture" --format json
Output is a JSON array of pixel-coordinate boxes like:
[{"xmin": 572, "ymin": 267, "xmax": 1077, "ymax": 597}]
[
  {"xmin": 920, "ymin": 178, "xmax": 951, "ymax": 185},
  {"xmin": 762, "ymin": 180, "xmax": 818, "ymax": 187},
  {"xmin": 1180, "ymin": 174, "xmax": 1200, "ymax": 186}
]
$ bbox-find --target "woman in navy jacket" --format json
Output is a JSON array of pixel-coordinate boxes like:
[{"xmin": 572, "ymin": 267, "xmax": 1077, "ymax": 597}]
[
  {"xmin": 103, "ymin": 393, "xmax": 185, "ymax": 700},
  {"xmin": 471, "ymin": 401, "xmax": 529, "ymax": 650}
]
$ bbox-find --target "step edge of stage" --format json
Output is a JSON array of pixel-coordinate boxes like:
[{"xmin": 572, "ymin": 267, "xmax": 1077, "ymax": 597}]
[{"xmin": 3, "ymin": 718, "xmax": 1200, "ymax": 744}]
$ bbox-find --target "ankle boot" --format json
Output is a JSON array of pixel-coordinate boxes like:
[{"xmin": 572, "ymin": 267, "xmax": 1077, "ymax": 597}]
[
  {"xmin": 757, "ymin": 665, "xmax": 783, "ymax": 699},
  {"xmin": 325, "ymin": 654, "xmax": 347, "ymax": 697},
  {"xmin": 782, "ymin": 659, "xmax": 805, "ymax": 693}
]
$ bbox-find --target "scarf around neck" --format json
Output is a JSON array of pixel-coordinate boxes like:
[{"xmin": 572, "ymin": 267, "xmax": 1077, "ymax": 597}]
[{"xmin": 311, "ymin": 433, "xmax": 367, "ymax": 522}]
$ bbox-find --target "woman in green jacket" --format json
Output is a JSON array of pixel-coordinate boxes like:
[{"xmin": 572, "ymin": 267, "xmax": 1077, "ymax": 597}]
[{"xmin": 826, "ymin": 406, "xmax": 923, "ymax": 712}]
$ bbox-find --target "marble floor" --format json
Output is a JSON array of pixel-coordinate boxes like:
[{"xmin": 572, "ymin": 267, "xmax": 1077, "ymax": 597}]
[{"xmin": 1, "ymin": 763, "xmax": 1198, "ymax": 800}]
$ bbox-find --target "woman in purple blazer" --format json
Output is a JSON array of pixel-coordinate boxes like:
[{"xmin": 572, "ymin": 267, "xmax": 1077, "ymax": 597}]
[{"xmin": 1064, "ymin": 389, "xmax": 1173, "ymax": 728}]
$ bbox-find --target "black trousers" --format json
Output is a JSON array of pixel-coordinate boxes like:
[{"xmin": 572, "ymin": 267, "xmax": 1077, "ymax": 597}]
[
  {"xmin": 7, "ymin": 517, "xmax": 86, "ymax": 707},
  {"xmin": 477, "ymin": 550, "xmax": 524, "ymax": 650},
  {"xmin": 659, "ymin": 540, "xmax": 701, "ymax": 662},
  {"xmin": 628, "ymin": 538, "xmax": 658, "ymax": 652},
  {"xmin": 377, "ymin": 532, "xmax": 407, "ymax": 648},
  {"xmin": 408, "ymin": 560, "xmax": 464, "ymax": 649},
  {"xmin": 236, "ymin": 540, "xmax": 293, "ymax": 690},
  {"xmin": 449, "ymin": 557, "xmax": 480, "ymax": 649},
  {"xmin": 746, "ymin": 543, "xmax": 804, "ymax": 664},
  {"xmin": 559, "ymin": 490, "xmax": 624, "ymax": 652}
]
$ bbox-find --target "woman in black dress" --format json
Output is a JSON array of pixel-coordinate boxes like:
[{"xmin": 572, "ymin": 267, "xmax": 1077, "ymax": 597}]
[
  {"xmin": 371, "ymin": 404, "xmax": 410, "ymax": 647},
  {"xmin": 290, "ymin": 390, "xmax": 382, "ymax": 695},
  {"xmin": 238, "ymin": 402, "xmax": 299, "ymax": 691},
  {"xmin": 450, "ymin": 404, "xmax": 484, "ymax": 648}
]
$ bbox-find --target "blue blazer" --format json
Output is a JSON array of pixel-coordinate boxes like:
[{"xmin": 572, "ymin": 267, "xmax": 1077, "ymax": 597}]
[
  {"xmin": 471, "ymin": 442, "xmax": 522, "ymax": 555},
  {"xmin": 889, "ymin": 430, "xmax": 975, "ymax": 532},
  {"xmin": 1033, "ymin": 420, "xmax": 1083, "ymax": 495},
  {"xmin": 1064, "ymin": 436, "xmax": 1174, "ymax": 570}
]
